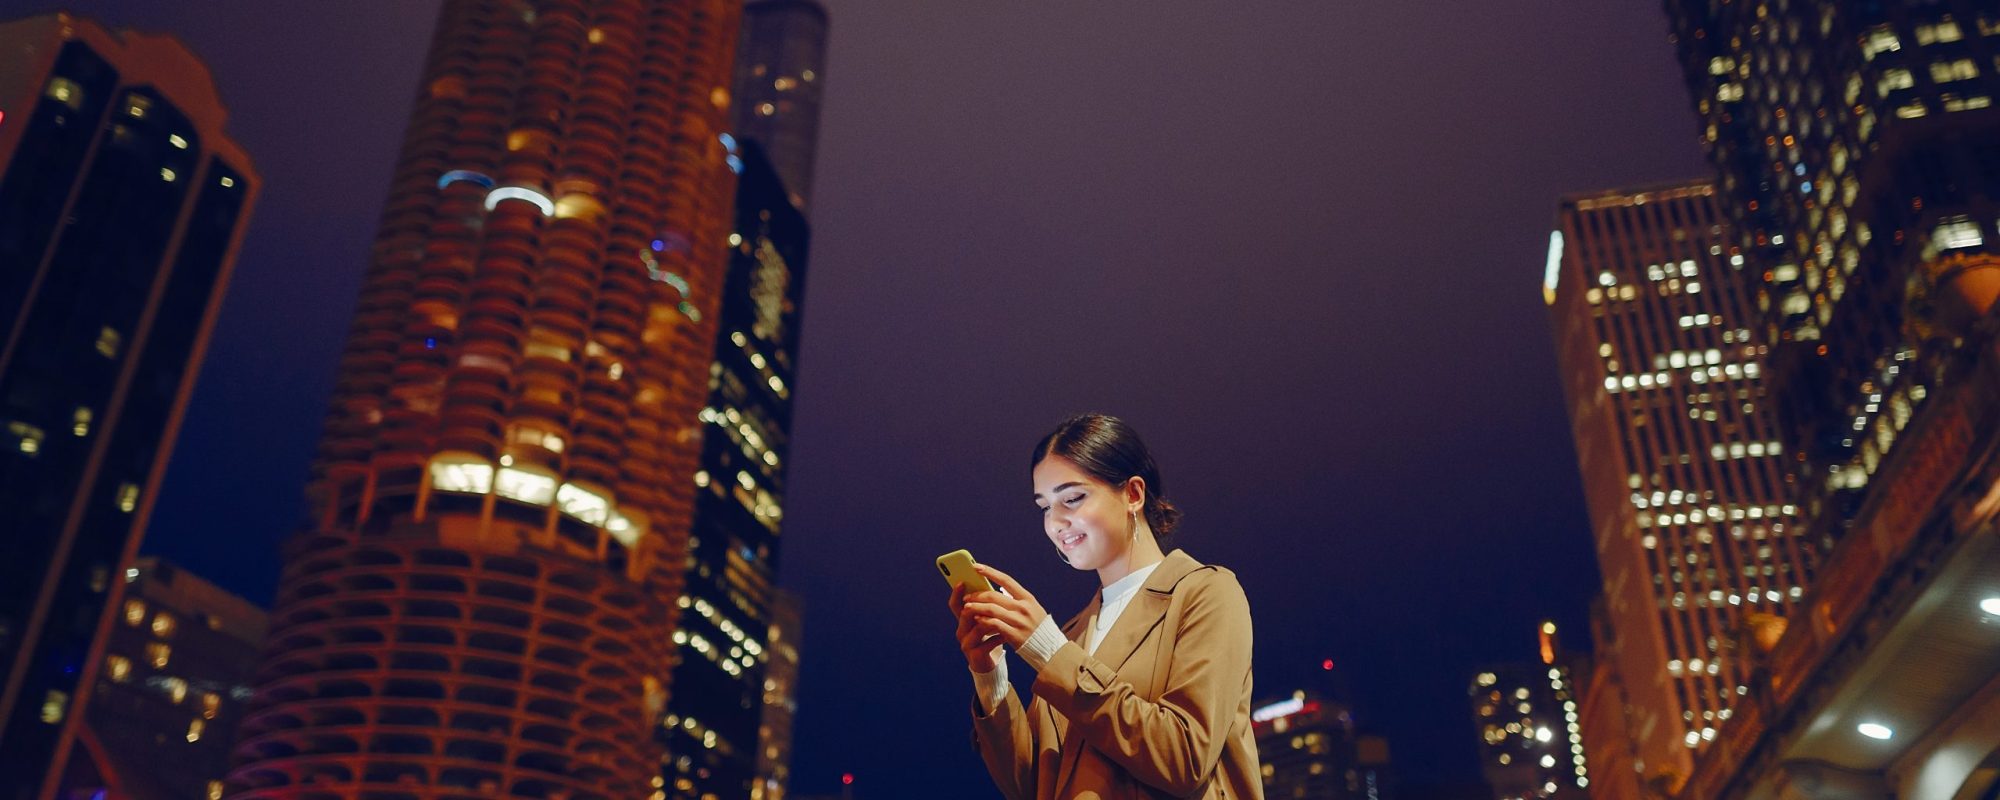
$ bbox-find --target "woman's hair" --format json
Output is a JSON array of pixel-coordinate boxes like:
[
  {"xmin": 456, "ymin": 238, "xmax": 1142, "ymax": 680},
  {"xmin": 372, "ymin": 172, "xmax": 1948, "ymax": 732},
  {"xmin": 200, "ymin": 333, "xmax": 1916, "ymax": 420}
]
[{"xmin": 1032, "ymin": 413, "xmax": 1183, "ymax": 539}]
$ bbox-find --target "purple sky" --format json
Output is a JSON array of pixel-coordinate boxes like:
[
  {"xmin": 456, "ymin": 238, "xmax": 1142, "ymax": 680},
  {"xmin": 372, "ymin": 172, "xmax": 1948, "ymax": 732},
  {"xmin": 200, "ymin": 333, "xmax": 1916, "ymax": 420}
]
[{"xmin": 26, "ymin": 0, "xmax": 1710, "ymax": 794}]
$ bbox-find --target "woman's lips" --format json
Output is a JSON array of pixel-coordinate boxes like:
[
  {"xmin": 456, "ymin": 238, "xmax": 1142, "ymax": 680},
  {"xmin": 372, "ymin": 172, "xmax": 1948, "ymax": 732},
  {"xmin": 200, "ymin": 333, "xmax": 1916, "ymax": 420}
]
[{"xmin": 1059, "ymin": 532, "xmax": 1086, "ymax": 550}]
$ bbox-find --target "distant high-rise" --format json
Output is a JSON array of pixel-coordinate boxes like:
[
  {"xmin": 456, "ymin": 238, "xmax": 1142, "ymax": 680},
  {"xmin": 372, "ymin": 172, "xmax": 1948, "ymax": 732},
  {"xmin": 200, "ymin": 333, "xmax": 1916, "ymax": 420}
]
[
  {"xmin": 1664, "ymin": 1, "xmax": 2000, "ymax": 529},
  {"xmin": 0, "ymin": 14, "xmax": 258, "ymax": 800},
  {"xmin": 1573, "ymin": 600, "xmax": 1644, "ymax": 800},
  {"xmin": 1252, "ymin": 685, "xmax": 1394, "ymax": 799},
  {"xmin": 1468, "ymin": 624, "xmax": 1588, "ymax": 800},
  {"xmin": 1543, "ymin": 181, "xmax": 1812, "ymax": 790},
  {"xmin": 67, "ymin": 558, "xmax": 267, "ymax": 800},
  {"xmin": 661, "ymin": 135, "xmax": 811, "ymax": 800},
  {"xmin": 225, "ymin": 1, "xmax": 742, "ymax": 797},
  {"xmin": 753, "ymin": 589, "xmax": 802, "ymax": 800},
  {"xmin": 730, "ymin": 0, "xmax": 828, "ymax": 213},
  {"xmin": 1662, "ymin": 5, "xmax": 2000, "ymax": 798}
]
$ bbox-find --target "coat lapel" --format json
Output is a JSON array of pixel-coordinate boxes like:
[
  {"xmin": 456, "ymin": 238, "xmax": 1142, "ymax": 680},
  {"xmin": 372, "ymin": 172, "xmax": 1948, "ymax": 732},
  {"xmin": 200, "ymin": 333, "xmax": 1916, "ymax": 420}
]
[{"xmin": 1050, "ymin": 551, "xmax": 1206, "ymax": 797}]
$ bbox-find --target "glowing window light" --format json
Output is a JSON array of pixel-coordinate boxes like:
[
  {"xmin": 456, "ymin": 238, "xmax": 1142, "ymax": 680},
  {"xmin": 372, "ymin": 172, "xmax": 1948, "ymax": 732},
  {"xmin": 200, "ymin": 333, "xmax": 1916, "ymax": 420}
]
[
  {"xmin": 1857, "ymin": 723, "xmax": 1893, "ymax": 740},
  {"xmin": 556, "ymin": 482, "xmax": 611, "ymax": 526},
  {"xmin": 607, "ymin": 509, "xmax": 646, "ymax": 549},
  {"xmin": 495, "ymin": 467, "xmax": 558, "ymax": 505},
  {"xmin": 484, "ymin": 186, "xmax": 555, "ymax": 216},
  {"xmin": 1542, "ymin": 231, "xmax": 1564, "ymax": 305},
  {"xmin": 437, "ymin": 169, "xmax": 495, "ymax": 190},
  {"xmin": 430, "ymin": 456, "xmax": 493, "ymax": 494}
]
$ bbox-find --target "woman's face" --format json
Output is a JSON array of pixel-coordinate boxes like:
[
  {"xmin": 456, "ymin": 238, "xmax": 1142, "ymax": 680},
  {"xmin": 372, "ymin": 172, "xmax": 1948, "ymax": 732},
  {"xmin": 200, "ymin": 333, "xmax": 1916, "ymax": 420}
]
[{"xmin": 1033, "ymin": 455, "xmax": 1137, "ymax": 572}]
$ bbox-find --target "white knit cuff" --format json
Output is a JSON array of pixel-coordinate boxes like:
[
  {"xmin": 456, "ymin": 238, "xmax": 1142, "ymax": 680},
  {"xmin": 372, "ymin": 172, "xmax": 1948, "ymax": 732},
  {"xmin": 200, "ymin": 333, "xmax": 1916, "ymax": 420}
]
[
  {"xmin": 1017, "ymin": 615, "xmax": 1067, "ymax": 671},
  {"xmin": 972, "ymin": 656, "xmax": 1010, "ymax": 715}
]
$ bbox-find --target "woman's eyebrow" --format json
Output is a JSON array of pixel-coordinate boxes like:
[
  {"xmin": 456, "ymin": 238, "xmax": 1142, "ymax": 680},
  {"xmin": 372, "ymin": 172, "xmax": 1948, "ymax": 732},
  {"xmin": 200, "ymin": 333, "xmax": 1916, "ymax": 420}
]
[{"xmin": 1032, "ymin": 481, "xmax": 1086, "ymax": 500}]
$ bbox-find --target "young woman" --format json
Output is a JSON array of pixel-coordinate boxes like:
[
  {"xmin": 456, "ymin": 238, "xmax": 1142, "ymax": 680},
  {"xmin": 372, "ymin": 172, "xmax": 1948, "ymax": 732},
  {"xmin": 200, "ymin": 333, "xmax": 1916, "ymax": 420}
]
[{"xmin": 948, "ymin": 413, "xmax": 1261, "ymax": 799}]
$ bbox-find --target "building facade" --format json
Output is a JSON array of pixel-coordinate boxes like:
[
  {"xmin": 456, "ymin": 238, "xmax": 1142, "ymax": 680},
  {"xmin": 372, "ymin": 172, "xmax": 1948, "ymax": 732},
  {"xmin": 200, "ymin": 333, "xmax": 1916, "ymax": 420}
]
[
  {"xmin": 1661, "ymin": 3, "xmax": 2000, "ymax": 798},
  {"xmin": 0, "ymin": 15, "xmax": 259, "ymax": 800},
  {"xmin": 1574, "ymin": 599, "xmax": 1647, "ymax": 800},
  {"xmin": 66, "ymin": 558, "xmax": 268, "ymax": 800},
  {"xmin": 1468, "ymin": 624, "xmax": 1588, "ymax": 800},
  {"xmin": 661, "ymin": 136, "xmax": 810, "ymax": 800},
  {"xmin": 224, "ymin": 1, "xmax": 743, "ymax": 797},
  {"xmin": 1544, "ymin": 181, "xmax": 1813, "ymax": 791},
  {"xmin": 729, "ymin": 0, "xmax": 828, "ymax": 213},
  {"xmin": 753, "ymin": 589, "xmax": 802, "ymax": 800},
  {"xmin": 1252, "ymin": 689, "xmax": 1394, "ymax": 799}
]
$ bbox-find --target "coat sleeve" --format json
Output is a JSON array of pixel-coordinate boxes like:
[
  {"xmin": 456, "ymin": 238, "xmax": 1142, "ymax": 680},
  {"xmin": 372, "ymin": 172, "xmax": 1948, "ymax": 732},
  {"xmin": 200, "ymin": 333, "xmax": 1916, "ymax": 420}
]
[
  {"xmin": 970, "ymin": 680, "xmax": 1038, "ymax": 800},
  {"xmin": 1030, "ymin": 571, "xmax": 1252, "ymax": 797}
]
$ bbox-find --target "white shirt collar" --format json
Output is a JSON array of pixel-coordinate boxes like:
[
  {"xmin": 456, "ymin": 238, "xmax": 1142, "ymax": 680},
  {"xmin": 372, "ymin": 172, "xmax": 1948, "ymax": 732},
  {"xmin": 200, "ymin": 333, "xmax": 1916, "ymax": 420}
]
[{"xmin": 1100, "ymin": 560, "xmax": 1161, "ymax": 610}]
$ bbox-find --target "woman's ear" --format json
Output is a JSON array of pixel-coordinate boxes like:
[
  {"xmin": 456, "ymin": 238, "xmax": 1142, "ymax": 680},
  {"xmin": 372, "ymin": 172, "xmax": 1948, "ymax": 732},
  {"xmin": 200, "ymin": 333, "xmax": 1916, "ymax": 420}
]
[{"xmin": 1124, "ymin": 476, "xmax": 1148, "ymax": 513}]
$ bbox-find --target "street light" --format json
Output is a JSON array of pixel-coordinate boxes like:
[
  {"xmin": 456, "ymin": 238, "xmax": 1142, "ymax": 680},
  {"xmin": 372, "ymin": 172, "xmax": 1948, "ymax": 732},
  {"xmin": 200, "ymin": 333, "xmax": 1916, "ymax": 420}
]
[{"xmin": 1857, "ymin": 723, "xmax": 1893, "ymax": 740}]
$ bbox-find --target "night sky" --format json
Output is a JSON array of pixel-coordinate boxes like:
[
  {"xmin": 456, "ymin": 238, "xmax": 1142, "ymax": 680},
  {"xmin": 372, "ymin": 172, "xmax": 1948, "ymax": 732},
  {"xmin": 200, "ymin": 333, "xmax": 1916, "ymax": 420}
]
[{"xmin": 26, "ymin": 1, "xmax": 1711, "ymax": 795}]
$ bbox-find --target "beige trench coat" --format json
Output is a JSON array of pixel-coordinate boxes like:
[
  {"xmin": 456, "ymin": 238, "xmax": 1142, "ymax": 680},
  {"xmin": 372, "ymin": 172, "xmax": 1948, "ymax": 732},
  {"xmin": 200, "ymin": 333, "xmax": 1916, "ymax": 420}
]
[{"xmin": 971, "ymin": 549, "xmax": 1263, "ymax": 800}]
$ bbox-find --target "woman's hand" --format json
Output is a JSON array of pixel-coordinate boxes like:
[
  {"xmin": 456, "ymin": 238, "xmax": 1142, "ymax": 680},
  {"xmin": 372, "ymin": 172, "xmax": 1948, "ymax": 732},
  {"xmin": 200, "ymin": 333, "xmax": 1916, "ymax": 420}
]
[
  {"xmin": 950, "ymin": 580, "xmax": 1004, "ymax": 673},
  {"xmin": 961, "ymin": 565, "xmax": 1051, "ymax": 651}
]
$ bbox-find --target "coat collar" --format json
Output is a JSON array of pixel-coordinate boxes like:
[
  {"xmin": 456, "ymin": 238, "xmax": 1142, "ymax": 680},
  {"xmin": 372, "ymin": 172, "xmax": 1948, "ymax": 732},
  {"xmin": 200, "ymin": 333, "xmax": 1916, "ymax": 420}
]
[{"xmin": 1057, "ymin": 549, "xmax": 1206, "ymax": 667}]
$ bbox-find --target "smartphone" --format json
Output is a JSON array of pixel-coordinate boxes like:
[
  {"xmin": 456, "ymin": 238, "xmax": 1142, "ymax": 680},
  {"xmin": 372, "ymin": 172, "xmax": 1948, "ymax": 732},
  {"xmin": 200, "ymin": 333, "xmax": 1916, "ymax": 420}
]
[{"xmin": 937, "ymin": 549, "xmax": 996, "ymax": 594}]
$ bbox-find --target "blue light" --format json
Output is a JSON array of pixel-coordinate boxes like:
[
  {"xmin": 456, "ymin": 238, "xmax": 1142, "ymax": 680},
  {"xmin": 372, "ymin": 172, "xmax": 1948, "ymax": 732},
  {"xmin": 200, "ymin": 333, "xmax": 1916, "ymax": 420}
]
[
  {"xmin": 437, "ymin": 169, "xmax": 495, "ymax": 190},
  {"xmin": 651, "ymin": 239, "xmax": 665, "ymax": 252},
  {"xmin": 726, "ymin": 155, "xmax": 743, "ymax": 175},
  {"xmin": 719, "ymin": 132, "xmax": 738, "ymax": 153},
  {"xmin": 424, "ymin": 337, "xmax": 437, "ymax": 349},
  {"xmin": 1800, "ymin": 182, "xmax": 1812, "ymax": 193}
]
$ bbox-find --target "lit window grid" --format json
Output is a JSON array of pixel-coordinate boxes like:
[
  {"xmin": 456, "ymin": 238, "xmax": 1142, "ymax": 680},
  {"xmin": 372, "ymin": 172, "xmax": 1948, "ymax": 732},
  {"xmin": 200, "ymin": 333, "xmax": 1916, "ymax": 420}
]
[
  {"xmin": 1668, "ymin": 1, "xmax": 1997, "ymax": 514},
  {"xmin": 1554, "ymin": 186, "xmax": 1815, "ymax": 748}
]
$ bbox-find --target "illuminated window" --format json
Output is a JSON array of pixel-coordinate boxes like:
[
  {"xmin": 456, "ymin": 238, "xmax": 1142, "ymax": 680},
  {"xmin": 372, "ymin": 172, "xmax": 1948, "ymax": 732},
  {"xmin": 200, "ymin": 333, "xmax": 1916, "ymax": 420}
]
[
  {"xmin": 429, "ymin": 455, "xmax": 493, "ymax": 494},
  {"xmin": 1916, "ymin": 19, "xmax": 1964, "ymax": 45},
  {"xmin": 186, "ymin": 718, "xmax": 205, "ymax": 742},
  {"xmin": 152, "ymin": 612, "xmax": 177, "ymax": 639},
  {"xmin": 147, "ymin": 642, "xmax": 171, "ymax": 669},
  {"xmin": 162, "ymin": 676, "xmax": 188, "ymax": 703},
  {"xmin": 1861, "ymin": 27, "xmax": 1901, "ymax": 59},
  {"xmin": 207, "ymin": 781, "xmax": 224, "ymax": 800},
  {"xmin": 40, "ymin": 691, "xmax": 67, "ymax": 724},
  {"xmin": 124, "ymin": 599, "xmax": 146, "ymax": 626},
  {"xmin": 1878, "ymin": 68, "xmax": 1915, "ymax": 93},
  {"xmin": 10, "ymin": 421, "xmax": 45, "ymax": 455},
  {"xmin": 495, "ymin": 467, "xmax": 558, "ymax": 506},
  {"xmin": 1933, "ymin": 216, "xmax": 1984, "ymax": 250},
  {"xmin": 95, "ymin": 327, "xmax": 122, "ymax": 358},
  {"xmin": 106, "ymin": 655, "xmax": 132, "ymax": 682},
  {"xmin": 555, "ymin": 483, "xmax": 610, "ymax": 525},
  {"xmin": 116, "ymin": 483, "xmax": 140, "ymax": 513},
  {"xmin": 1931, "ymin": 59, "xmax": 1978, "ymax": 83},
  {"xmin": 201, "ymin": 692, "xmax": 221, "ymax": 719},
  {"xmin": 72, "ymin": 407, "xmax": 91, "ymax": 437},
  {"xmin": 44, "ymin": 77, "xmax": 84, "ymax": 109}
]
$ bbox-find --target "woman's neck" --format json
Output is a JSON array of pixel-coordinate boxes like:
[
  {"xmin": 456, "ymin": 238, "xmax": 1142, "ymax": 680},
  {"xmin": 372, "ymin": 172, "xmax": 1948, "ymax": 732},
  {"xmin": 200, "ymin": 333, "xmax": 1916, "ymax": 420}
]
[{"xmin": 1097, "ymin": 534, "xmax": 1166, "ymax": 589}]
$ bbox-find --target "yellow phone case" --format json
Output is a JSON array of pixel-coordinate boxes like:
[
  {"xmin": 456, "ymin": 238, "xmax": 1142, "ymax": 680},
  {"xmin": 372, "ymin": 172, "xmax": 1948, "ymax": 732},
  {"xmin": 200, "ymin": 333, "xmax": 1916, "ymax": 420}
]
[{"xmin": 936, "ymin": 549, "xmax": 996, "ymax": 593}]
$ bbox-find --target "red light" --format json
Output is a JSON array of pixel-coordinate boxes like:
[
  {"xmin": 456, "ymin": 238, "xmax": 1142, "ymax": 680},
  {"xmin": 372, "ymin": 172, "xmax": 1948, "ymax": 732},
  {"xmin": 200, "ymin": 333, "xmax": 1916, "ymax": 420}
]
[
  {"xmin": 1322, "ymin": 659, "xmax": 1334, "ymax": 671},
  {"xmin": 842, "ymin": 773, "xmax": 853, "ymax": 786}
]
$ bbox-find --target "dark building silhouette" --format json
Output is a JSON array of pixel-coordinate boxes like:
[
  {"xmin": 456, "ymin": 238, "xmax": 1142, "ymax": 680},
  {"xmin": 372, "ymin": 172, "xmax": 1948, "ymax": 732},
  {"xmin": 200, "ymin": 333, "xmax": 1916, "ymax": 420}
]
[
  {"xmin": 65, "ymin": 558, "xmax": 268, "ymax": 800},
  {"xmin": 729, "ymin": 0, "xmax": 828, "ymax": 213},
  {"xmin": 661, "ymin": 137, "xmax": 810, "ymax": 800},
  {"xmin": 0, "ymin": 14, "xmax": 258, "ymax": 800}
]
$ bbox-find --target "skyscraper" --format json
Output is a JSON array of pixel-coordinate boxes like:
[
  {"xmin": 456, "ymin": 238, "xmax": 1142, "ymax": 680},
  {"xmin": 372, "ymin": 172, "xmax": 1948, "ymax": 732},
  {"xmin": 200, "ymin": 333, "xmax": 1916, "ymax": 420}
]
[
  {"xmin": 729, "ymin": 0, "xmax": 828, "ymax": 213},
  {"xmin": 225, "ymin": 2, "xmax": 741, "ymax": 797},
  {"xmin": 1543, "ymin": 181, "xmax": 1812, "ymax": 791},
  {"xmin": 1252, "ymin": 676, "xmax": 1396, "ymax": 800},
  {"xmin": 661, "ymin": 135, "xmax": 811, "ymax": 800},
  {"xmin": 69, "ymin": 558, "xmax": 268, "ymax": 800},
  {"xmin": 1573, "ymin": 600, "xmax": 1644, "ymax": 800},
  {"xmin": 1664, "ymin": 1, "xmax": 2000, "ymax": 530},
  {"xmin": 753, "ymin": 589, "xmax": 802, "ymax": 800},
  {"xmin": 1467, "ymin": 624, "xmax": 1588, "ymax": 800},
  {"xmin": 1661, "ymin": 5, "xmax": 2000, "ymax": 797},
  {"xmin": 0, "ymin": 15, "xmax": 258, "ymax": 800}
]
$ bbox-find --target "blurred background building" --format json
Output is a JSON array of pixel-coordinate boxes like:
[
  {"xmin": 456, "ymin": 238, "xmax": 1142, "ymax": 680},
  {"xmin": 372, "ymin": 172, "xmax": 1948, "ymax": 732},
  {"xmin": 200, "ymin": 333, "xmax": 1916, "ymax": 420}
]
[
  {"xmin": 66, "ymin": 558, "xmax": 267, "ymax": 800},
  {"xmin": 0, "ymin": 13, "xmax": 258, "ymax": 800},
  {"xmin": 1466, "ymin": 623, "xmax": 1588, "ymax": 800},
  {"xmin": 221, "ymin": 1, "xmax": 744, "ymax": 797},
  {"xmin": 1659, "ymin": 3, "xmax": 2000, "ymax": 798},
  {"xmin": 1543, "ymin": 180, "xmax": 1810, "ymax": 793}
]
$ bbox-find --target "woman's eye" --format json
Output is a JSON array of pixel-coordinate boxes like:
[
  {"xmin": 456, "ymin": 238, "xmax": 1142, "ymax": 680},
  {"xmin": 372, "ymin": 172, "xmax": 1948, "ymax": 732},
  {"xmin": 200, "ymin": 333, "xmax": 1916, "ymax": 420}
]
[{"xmin": 1062, "ymin": 495, "xmax": 1084, "ymax": 506}]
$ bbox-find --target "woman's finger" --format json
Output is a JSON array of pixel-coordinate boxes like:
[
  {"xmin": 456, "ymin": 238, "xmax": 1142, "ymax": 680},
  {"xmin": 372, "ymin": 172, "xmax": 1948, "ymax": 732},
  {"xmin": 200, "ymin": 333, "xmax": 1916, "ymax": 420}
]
[{"xmin": 975, "ymin": 565, "xmax": 1032, "ymax": 602}]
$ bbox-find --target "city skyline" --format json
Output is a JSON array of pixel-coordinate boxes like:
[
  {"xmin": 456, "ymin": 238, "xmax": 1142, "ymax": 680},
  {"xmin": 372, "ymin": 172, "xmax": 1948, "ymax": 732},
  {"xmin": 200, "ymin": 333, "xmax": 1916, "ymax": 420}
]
[{"xmin": 13, "ymin": 1, "xmax": 1714, "ymax": 795}]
